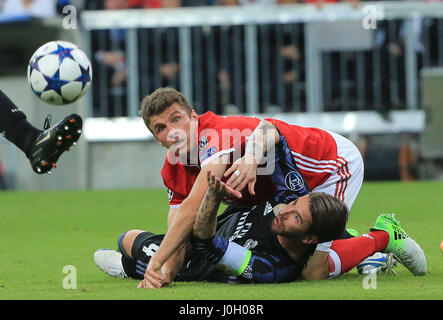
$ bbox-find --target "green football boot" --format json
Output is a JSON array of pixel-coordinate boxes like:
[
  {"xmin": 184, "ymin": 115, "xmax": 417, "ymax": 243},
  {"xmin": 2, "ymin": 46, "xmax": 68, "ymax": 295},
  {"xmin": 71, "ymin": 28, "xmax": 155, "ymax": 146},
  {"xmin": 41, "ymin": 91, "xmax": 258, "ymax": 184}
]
[
  {"xmin": 346, "ymin": 228, "xmax": 360, "ymax": 237},
  {"xmin": 370, "ymin": 214, "xmax": 427, "ymax": 276}
]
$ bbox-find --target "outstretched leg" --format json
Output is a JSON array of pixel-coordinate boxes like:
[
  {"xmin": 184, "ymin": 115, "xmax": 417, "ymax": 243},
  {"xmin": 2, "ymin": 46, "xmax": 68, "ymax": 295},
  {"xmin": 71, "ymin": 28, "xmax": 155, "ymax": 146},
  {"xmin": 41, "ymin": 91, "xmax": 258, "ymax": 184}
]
[
  {"xmin": 0, "ymin": 90, "xmax": 83, "ymax": 174},
  {"xmin": 0, "ymin": 90, "xmax": 41, "ymax": 157}
]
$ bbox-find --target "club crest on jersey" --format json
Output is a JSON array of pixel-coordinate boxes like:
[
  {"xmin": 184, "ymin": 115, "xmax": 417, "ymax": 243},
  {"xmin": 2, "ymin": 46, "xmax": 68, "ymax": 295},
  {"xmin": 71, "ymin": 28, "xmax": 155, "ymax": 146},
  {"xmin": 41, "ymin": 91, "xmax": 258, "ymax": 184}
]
[
  {"xmin": 244, "ymin": 239, "xmax": 258, "ymax": 249},
  {"xmin": 198, "ymin": 136, "xmax": 208, "ymax": 152},
  {"xmin": 284, "ymin": 171, "xmax": 306, "ymax": 192}
]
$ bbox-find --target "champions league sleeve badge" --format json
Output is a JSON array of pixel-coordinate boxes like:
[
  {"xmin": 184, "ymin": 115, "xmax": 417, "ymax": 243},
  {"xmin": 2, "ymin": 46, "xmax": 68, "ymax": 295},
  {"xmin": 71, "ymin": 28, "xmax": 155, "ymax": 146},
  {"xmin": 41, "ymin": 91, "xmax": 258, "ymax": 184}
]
[
  {"xmin": 284, "ymin": 171, "xmax": 308, "ymax": 193},
  {"xmin": 198, "ymin": 136, "xmax": 208, "ymax": 152},
  {"xmin": 167, "ymin": 188, "xmax": 174, "ymax": 202}
]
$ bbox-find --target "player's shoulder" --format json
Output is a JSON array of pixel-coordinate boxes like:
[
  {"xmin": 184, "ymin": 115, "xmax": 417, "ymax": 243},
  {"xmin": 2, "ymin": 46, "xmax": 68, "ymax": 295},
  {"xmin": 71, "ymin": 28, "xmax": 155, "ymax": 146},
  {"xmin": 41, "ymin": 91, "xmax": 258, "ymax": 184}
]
[
  {"xmin": 265, "ymin": 117, "xmax": 335, "ymax": 144},
  {"xmin": 198, "ymin": 111, "xmax": 219, "ymax": 126},
  {"xmin": 199, "ymin": 111, "xmax": 260, "ymax": 131}
]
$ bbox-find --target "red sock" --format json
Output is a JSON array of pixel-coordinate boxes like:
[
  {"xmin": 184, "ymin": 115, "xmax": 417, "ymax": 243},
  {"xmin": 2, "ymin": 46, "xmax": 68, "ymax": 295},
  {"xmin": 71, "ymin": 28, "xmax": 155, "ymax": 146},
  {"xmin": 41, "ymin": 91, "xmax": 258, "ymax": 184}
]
[{"xmin": 328, "ymin": 231, "xmax": 389, "ymax": 276}]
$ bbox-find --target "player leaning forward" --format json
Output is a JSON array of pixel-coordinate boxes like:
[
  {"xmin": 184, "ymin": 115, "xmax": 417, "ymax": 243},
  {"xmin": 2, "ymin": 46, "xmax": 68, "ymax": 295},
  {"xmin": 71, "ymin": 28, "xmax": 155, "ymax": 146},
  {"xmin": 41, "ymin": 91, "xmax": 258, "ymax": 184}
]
[{"xmin": 96, "ymin": 87, "xmax": 427, "ymax": 287}]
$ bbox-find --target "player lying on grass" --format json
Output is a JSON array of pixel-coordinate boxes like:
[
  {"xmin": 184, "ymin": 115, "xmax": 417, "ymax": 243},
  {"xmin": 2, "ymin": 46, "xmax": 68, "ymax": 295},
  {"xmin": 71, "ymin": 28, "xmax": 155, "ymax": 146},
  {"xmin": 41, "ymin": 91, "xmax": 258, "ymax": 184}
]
[
  {"xmin": 137, "ymin": 87, "xmax": 365, "ymax": 287},
  {"xmin": 94, "ymin": 171, "xmax": 427, "ymax": 286},
  {"xmin": 0, "ymin": 89, "xmax": 82, "ymax": 174}
]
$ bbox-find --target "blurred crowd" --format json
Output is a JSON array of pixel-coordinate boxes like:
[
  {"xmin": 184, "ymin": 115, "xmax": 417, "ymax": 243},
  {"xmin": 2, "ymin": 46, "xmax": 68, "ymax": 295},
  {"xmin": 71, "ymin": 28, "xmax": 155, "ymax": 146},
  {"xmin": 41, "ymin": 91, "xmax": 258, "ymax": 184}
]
[
  {"xmin": 84, "ymin": 0, "xmax": 367, "ymax": 10},
  {"xmin": 0, "ymin": 0, "xmax": 442, "ymax": 115},
  {"xmin": 1, "ymin": 0, "xmax": 441, "ymax": 24},
  {"xmin": 0, "ymin": 0, "xmax": 418, "ymax": 20}
]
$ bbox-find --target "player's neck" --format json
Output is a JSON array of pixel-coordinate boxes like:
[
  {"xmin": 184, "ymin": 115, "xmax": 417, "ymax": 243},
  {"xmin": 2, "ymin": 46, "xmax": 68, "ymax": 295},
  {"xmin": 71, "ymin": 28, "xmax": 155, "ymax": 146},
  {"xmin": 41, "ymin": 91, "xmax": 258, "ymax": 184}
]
[{"xmin": 277, "ymin": 235, "xmax": 312, "ymax": 261}]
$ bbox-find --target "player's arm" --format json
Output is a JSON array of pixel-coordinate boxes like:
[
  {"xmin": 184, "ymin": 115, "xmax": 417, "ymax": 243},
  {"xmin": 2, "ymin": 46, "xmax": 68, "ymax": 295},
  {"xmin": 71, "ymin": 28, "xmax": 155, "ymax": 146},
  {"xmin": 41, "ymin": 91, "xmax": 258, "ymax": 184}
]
[
  {"xmin": 300, "ymin": 248, "xmax": 330, "ymax": 280},
  {"xmin": 167, "ymin": 207, "xmax": 178, "ymax": 226},
  {"xmin": 224, "ymin": 119, "xmax": 280, "ymax": 193},
  {"xmin": 191, "ymin": 172, "xmax": 295, "ymax": 284},
  {"xmin": 191, "ymin": 235, "xmax": 297, "ymax": 283},
  {"xmin": 161, "ymin": 243, "xmax": 187, "ymax": 285},
  {"xmin": 191, "ymin": 234, "xmax": 296, "ymax": 283},
  {"xmin": 159, "ymin": 207, "xmax": 187, "ymax": 283},
  {"xmin": 193, "ymin": 170, "xmax": 242, "ymax": 239},
  {"xmin": 160, "ymin": 170, "xmax": 242, "ymax": 285},
  {"xmin": 137, "ymin": 207, "xmax": 186, "ymax": 288},
  {"xmin": 141, "ymin": 155, "xmax": 233, "ymax": 288}
]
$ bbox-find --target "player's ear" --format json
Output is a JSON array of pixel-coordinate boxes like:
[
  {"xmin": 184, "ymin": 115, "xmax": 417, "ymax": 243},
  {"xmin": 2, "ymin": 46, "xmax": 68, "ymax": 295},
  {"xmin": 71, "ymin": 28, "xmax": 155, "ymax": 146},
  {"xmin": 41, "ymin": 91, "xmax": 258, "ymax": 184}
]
[
  {"xmin": 302, "ymin": 235, "xmax": 319, "ymax": 245},
  {"xmin": 191, "ymin": 109, "xmax": 198, "ymax": 119}
]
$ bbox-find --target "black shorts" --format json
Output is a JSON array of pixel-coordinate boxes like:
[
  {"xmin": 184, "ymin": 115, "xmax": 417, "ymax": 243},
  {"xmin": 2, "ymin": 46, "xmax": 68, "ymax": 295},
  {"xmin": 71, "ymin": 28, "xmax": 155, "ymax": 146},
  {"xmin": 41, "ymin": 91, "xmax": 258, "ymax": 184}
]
[{"xmin": 128, "ymin": 231, "xmax": 224, "ymax": 282}]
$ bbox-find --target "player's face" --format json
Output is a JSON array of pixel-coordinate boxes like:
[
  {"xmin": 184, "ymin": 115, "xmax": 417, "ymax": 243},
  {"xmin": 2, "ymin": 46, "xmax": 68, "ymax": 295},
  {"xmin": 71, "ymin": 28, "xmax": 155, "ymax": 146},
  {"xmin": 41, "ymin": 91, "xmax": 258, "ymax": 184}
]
[
  {"xmin": 149, "ymin": 103, "xmax": 198, "ymax": 155},
  {"xmin": 271, "ymin": 195, "xmax": 313, "ymax": 240}
]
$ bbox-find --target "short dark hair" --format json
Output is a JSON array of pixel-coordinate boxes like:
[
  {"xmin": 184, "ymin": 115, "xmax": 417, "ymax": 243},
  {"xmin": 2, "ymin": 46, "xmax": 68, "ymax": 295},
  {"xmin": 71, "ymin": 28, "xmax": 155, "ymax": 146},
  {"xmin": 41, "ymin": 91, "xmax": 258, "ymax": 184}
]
[
  {"xmin": 308, "ymin": 192, "xmax": 348, "ymax": 243},
  {"xmin": 139, "ymin": 87, "xmax": 193, "ymax": 132}
]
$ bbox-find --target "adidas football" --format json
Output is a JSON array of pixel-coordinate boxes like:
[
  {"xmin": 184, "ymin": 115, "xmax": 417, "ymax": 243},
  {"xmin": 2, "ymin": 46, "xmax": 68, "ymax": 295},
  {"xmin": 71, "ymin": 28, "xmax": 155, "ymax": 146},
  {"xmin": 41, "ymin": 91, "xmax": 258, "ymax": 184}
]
[{"xmin": 27, "ymin": 40, "xmax": 92, "ymax": 105}]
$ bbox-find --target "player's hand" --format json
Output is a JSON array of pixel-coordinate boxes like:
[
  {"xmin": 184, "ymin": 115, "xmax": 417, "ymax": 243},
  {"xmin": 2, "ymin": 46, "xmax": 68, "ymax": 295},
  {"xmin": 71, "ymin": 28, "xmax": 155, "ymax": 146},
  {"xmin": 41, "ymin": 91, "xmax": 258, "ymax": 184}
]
[
  {"xmin": 140, "ymin": 260, "xmax": 169, "ymax": 289},
  {"xmin": 207, "ymin": 170, "xmax": 242, "ymax": 200},
  {"xmin": 138, "ymin": 275, "xmax": 172, "ymax": 289},
  {"xmin": 224, "ymin": 153, "xmax": 258, "ymax": 195}
]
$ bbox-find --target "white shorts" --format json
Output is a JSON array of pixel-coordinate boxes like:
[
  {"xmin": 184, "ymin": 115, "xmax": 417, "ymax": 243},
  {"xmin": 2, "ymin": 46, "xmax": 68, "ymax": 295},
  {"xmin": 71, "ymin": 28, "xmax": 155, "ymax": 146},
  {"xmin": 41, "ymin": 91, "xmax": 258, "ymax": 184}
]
[
  {"xmin": 311, "ymin": 131, "xmax": 364, "ymax": 212},
  {"xmin": 313, "ymin": 131, "xmax": 364, "ymax": 258}
]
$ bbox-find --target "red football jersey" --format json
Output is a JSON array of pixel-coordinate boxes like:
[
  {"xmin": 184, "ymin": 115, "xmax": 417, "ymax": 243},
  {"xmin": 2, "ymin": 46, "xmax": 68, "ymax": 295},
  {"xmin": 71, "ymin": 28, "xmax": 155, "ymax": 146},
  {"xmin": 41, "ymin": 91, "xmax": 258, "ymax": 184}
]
[
  {"xmin": 162, "ymin": 112, "xmax": 338, "ymax": 208},
  {"xmin": 265, "ymin": 118, "xmax": 338, "ymax": 190}
]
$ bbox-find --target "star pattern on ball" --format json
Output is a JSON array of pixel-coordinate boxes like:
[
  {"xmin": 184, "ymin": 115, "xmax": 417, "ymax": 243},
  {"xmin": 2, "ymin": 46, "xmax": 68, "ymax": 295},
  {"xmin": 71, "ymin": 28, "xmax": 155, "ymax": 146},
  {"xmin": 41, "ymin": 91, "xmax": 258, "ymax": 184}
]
[
  {"xmin": 29, "ymin": 55, "xmax": 68, "ymax": 100},
  {"xmin": 29, "ymin": 56, "xmax": 41, "ymax": 73},
  {"xmin": 42, "ymin": 70, "xmax": 69, "ymax": 93},
  {"xmin": 50, "ymin": 44, "xmax": 75, "ymax": 64},
  {"xmin": 76, "ymin": 65, "xmax": 91, "ymax": 90}
]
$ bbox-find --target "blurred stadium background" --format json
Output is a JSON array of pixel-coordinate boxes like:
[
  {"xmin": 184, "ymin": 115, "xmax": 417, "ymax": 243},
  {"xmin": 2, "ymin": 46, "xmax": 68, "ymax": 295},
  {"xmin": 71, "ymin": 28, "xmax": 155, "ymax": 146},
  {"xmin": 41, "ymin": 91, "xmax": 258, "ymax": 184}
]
[{"xmin": 0, "ymin": 0, "xmax": 443, "ymax": 191}]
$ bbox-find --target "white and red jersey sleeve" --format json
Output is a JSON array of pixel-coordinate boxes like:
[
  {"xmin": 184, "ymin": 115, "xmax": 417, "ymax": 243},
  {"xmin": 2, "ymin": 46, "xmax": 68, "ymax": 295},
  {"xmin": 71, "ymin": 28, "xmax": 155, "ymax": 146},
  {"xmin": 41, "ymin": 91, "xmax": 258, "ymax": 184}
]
[{"xmin": 265, "ymin": 118, "xmax": 338, "ymax": 190}]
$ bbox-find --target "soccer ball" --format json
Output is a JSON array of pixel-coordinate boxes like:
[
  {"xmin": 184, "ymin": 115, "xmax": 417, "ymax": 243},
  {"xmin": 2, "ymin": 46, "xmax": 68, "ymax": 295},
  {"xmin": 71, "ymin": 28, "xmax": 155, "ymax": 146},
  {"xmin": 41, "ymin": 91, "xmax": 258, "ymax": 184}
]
[{"xmin": 27, "ymin": 40, "xmax": 92, "ymax": 105}]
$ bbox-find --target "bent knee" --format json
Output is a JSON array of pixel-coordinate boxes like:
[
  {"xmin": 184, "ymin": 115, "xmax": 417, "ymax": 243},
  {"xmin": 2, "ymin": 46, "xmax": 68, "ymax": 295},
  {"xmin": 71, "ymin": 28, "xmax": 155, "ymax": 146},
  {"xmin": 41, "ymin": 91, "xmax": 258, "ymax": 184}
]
[{"xmin": 119, "ymin": 229, "xmax": 145, "ymax": 258}]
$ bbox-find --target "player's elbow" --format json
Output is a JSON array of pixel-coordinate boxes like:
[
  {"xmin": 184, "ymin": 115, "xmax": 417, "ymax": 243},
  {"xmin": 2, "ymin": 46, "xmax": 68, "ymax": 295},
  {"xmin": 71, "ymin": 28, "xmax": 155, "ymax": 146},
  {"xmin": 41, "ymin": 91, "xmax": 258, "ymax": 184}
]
[{"xmin": 260, "ymin": 120, "xmax": 280, "ymax": 143}]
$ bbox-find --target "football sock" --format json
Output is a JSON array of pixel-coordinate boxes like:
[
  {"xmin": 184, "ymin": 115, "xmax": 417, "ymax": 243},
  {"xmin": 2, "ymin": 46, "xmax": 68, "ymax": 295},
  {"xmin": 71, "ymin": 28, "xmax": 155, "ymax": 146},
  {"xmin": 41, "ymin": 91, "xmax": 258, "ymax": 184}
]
[
  {"xmin": 328, "ymin": 231, "xmax": 389, "ymax": 277},
  {"xmin": 0, "ymin": 90, "xmax": 41, "ymax": 158}
]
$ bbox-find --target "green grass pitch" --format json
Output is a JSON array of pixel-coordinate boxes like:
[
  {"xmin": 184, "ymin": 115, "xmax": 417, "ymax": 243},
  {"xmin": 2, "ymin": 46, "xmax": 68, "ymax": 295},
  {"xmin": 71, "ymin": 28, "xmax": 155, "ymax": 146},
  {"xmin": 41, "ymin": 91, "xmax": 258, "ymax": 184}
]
[{"xmin": 0, "ymin": 181, "xmax": 442, "ymax": 300}]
